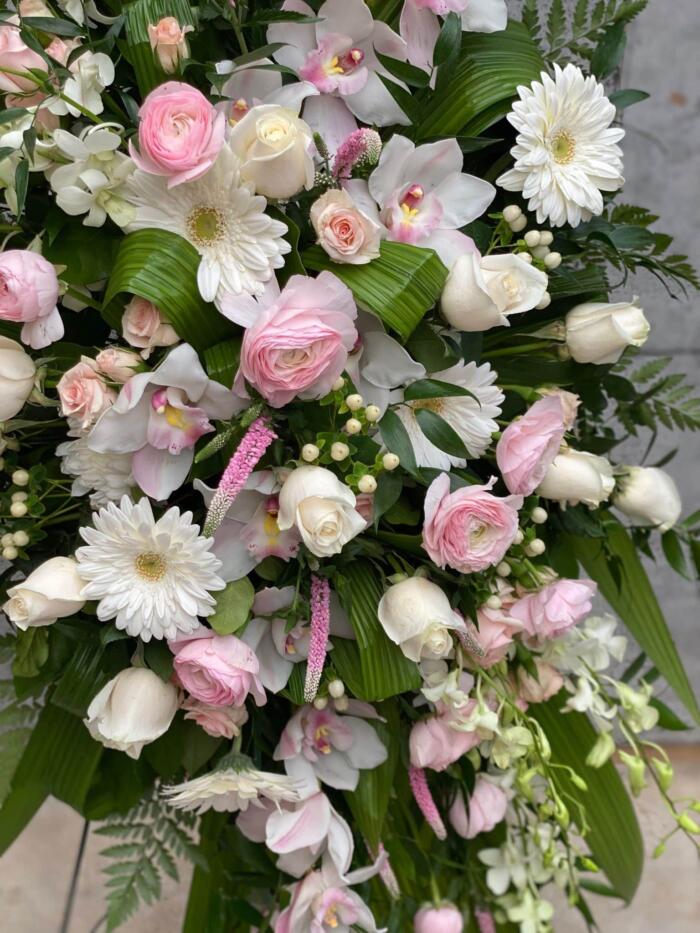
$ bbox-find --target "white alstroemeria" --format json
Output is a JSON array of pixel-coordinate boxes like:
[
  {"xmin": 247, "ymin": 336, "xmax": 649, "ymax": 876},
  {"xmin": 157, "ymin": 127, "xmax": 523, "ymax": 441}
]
[
  {"xmin": 543, "ymin": 614, "xmax": 627, "ymax": 676},
  {"xmin": 613, "ymin": 681, "xmax": 659, "ymax": 734},
  {"xmin": 48, "ymin": 51, "xmax": 115, "ymax": 118},
  {"xmin": 421, "ymin": 664, "xmax": 475, "ymax": 709},
  {"xmin": 50, "ymin": 125, "xmax": 135, "ymax": 227}
]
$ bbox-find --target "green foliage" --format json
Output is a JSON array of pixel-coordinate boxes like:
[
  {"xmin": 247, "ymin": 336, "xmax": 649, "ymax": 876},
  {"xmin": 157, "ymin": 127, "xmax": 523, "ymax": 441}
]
[
  {"xmin": 0, "ymin": 637, "xmax": 40, "ymax": 806},
  {"xmin": 616, "ymin": 355, "xmax": 700, "ymax": 436},
  {"xmin": 124, "ymin": 0, "xmax": 198, "ymax": 94},
  {"xmin": 209, "ymin": 578, "xmax": 255, "ymax": 635},
  {"xmin": 521, "ymin": 0, "xmax": 649, "ymax": 62}
]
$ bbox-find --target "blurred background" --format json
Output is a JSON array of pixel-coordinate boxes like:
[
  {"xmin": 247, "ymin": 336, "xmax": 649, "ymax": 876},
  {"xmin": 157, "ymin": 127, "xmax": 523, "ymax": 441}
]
[{"xmin": 1, "ymin": 2, "xmax": 699, "ymax": 929}]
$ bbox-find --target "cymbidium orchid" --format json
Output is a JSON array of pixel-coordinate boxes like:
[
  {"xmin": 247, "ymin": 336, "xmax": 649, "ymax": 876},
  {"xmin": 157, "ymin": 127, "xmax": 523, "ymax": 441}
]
[
  {"xmin": 400, "ymin": 0, "xmax": 507, "ymax": 72},
  {"xmin": 240, "ymin": 586, "xmax": 312, "ymax": 693}
]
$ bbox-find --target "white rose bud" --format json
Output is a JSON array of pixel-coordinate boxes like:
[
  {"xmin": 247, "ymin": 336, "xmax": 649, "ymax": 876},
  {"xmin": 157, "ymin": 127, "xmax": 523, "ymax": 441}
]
[
  {"xmin": 277, "ymin": 465, "xmax": 366, "ymax": 558},
  {"xmin": 441, "ymin": 253, "xmax": 548, "ymax": 332},
  {"xmin": 613, "ymin": 466, "xmax": 682, "ymax": 532},
  {"xmin": 377, "ymin": 576, "xmax": 462, "ymax": 663},
  {"xmin": 565, "ymin": 298, "xmax": 650, "ymax": 364},
  {"xmin": 85, "ymin": 667, "xmax": 179, "ymax": 759},
  {"xmin": 537, "ymin": 447, "xmax": 615, "ymax": 508},
  {"xmin": 0, "ymin": 336, "xmax": 36, "ymax": 421},
  {"xmin": 228, "ymin": 103, "xmax": 315, "ymax": 199},
  {"xmin": 3, "ymin": 556, "xmax": 86, "ymax": 630}
]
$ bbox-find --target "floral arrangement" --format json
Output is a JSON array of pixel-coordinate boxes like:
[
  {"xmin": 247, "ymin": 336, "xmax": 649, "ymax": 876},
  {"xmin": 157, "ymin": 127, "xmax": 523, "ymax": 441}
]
[{"xmin": 1, "ymin": 0, "xmax": 700, "ymax": 931}]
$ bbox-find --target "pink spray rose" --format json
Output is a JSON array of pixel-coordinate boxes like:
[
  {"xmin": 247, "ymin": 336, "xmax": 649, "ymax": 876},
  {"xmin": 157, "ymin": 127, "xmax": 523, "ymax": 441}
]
[
  {"xmin": 148, "ymin": 17, "xmax": 193, "ymax": 74},
  {"xmin": 57, "ymin": 358, "xmax": 116, "ymax": 430},
  {"xmin": 496, "ymin": 395, "xmax": 566, "ymax": 495},
  {"xmin": 130, "ymin": 81, "xmax": 226, "ymax": 187},
  {"xmin": 515, "ymin": 659, "xmax": 563, "ymax": 704},
  {"xmin": 463, "ymin": 602, "xmax": 523, "ymax": 668},
  {"xmin": 170, "ymin": 627, "xmax": 267, "ymax": 707},
  {"xmin": 121, "ymin": 296, "xmax": 179, "ymax": 357},
  {"xmin": 510, "ymin": 577, "xmax": 597, "ymax": 641},
  {"xmin": 0, "ymin": 250, "xmax": 62, "ymax": 350},
  {"xmin": 0, "ymin": 20, "xmax": 46, "ymax": 95},
  {"xmin": 409, "ymin": 712, "xmax": 479, "ymax": 772},
  {"xmin": 310, "ymin": 189, "xmax": 382, "ymax": 265},
  {"xmin": 422, "ymin": 473, "xmax": 522, "ymax": 573},
  {"xmin": 236, "ymin": 272, "xmax": 358, "ymax": 408},
  {"xmin": 449, "ymin": 776, "xmax": 508, "ymax": 840},
  {"xmin": 95, "ymin": 347, "xmax": 142, "ymax": 383},
  {"xmin": 181, "ymin": 696, "xmax": 249, "ymax": 738},
  {"xmin": 414, "ymin": 904, "xmax": 464, "ymax": 933}
]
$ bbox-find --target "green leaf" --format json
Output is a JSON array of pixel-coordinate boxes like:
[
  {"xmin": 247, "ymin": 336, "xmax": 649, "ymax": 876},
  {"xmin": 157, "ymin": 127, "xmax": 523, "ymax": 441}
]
[
  {"xmin": 415, "ymin": 407, "xmax": 468, "ymax": 458},
  {"xmin": 649, "ymin": 698, "xmax": 691, "ymax": 732},
  {"xmin": 377, "ymin": 74, "xmax": 422, "ymax": 124},
  {"xmin": 372, "ymin": 470, "xmax": 403, "ymax": 525},
  {"xmin": 23, "ymin": 16, "xmax": 85, "ymax": 37},
  {"xmin": 144, "ymin": 640, "xmax": 175, "ymax": 682},
  {"xmin": 374, "ymin": 50, "xmax": 431, "ymax": 87},
  {"xmin": 52, "ymin": 637, "xmax": 108, "ymax": 717},
  {"xmin": 433, "ymin": 12, "xmax": 462, "ymax": 67},
  {"xmin": 44, "ymin": 221, "xmax": 121, "ymax": 286},
  {"xmin": 568, "ymin": 519, "xmax": 700, "ymax": 724},
  {"xmin": 203, "ymin": 337, "xmax": 241, "ymax": 388},
  {"xmin": 590, "ymin": 21, "xmax": 627, "ymax": 78},
  {"xmin": 303, "ymin": 241, "xmax": 447, "ymax": 342},
  {"xmin": 661, "ymin": 529, "xmax": 692, "ymax": 579},
  {"xmin": 403, "ymin": 379, "xmax": 476, "ymax": 401},
  {"xmin": 378, "ymin": 408, "xmax": 419, "ymax": 478},
  {"xmin": 124, "ymin": 0, "xmax": 197, "ymax": 94},
  {"xmin": 209, "ymin": 578, "xmax": 255, "ymax": 635},
  {"xmin": 531, "ymin": 695, "xmax": 643, "ymax": 902},
  {"xmin": 12, "ymin": 628, "xmax": 49, "ymax": 679},
  {"xmin": 14, "ymin": 158, "xmax": 29, "ymax": 217},
  {"xmin": 608, "ymin": 88, "xmax": 649, "ymax": 110},
  {"xmin": 103, "ymin": 230, "xmax": 236, "ymax": 352},
  {"xmin": 0, "ymin": 107, "xmax": 28, "ymax": 125}
]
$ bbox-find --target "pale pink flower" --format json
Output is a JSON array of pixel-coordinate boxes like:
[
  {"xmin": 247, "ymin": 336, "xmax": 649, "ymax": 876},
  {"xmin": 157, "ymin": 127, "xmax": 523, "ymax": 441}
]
[
  {"xmin": 148, "ymin": 17, "xmax": 193, "ymax": 74},
  {"xmin": 170, "ymin": 626, "xmax": 267, "ymax": 707},
  {"xmin": 0, "ymin": 250, "xmax": 62, "ymax": 350},
  {"xmin": 449, "ymin": 776, "xmax": 508, "ymax": 839},
  {"xmin": 57, "ymin": 359, "xmax": 116, "ymax": 430},
  {"xmin": 130, "ymin": 81, "xmax": 226, "ymax": 187},
  {"xmin": 0, "ymin": 20, "xmax": 46, "ymax": 95},
  {"xmin": 400, "ymin": 0, "xmax": 507, "ymax": 72},
  {"xmin": 409, "ymin": 713, "xmax": 479, "ymax": 771},
  {"xmin": 462, "ymin": 602, "xmax": 523, "ymax": 668},
  {"xmin": 422, "ymin": 473, "xmax": 522, "ymax": 574},
  {"xmin": 496, "ymin": 395, "xmax": 566, "ymax": 496},
  {"xmin": 276, "ymin": 863, "xmax": 381, "ymax": 933},
  {"xmin": 414, "ymin": 904, "xmax": 464, "ymax": 933},
  {"xmin": 95, "ymin": 347, "xmax": 141, "ymax": 384},
  {"xmin": 121, "ymin": 296, "xmax": 179, "ymax": 358},
  {"xmin": 182, "ymin": 696, "xmax": 249, "ymax": 738},
  {"xmin": 510, "ymin": 578, "xmax": 597, "ymax": 641},
  {"xmin": 311, "ymin": 188, "xmax": 382, "ymax": 264},
  {"xmin": 515, "ymin": 659, "xmax": 563, "ymax": 704}
]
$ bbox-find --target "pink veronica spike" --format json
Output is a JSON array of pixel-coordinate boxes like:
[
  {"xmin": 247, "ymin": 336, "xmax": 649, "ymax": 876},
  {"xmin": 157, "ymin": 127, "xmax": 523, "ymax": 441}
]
[
  {"xmin": 203, "ymin": 417, "xmax": 277, "ymax": 536},
  {"xmin": 475, "ymin": 909, "xmax": 496, "ymax": 933},
  {"xmin": 304, "ymin": 575, "xmax": 331, "ymax": 702},
  {"xmin": 408, "ymin": 766, "xmax": 447, "ymax": 840},
  {"xmin": 376, "ymin": 842, "xmax": 400, "ymax": 899}
]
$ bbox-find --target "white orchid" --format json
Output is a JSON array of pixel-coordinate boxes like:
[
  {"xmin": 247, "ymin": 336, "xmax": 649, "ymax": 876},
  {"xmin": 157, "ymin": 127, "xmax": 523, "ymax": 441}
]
[{"xmin": 48, "ymin": 51, "xmax": 115, "ymax": 118}]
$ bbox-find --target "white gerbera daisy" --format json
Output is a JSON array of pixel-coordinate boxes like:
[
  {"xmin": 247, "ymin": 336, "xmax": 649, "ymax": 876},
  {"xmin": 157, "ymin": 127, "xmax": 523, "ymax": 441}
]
[
  {"xmin": 124, "ymin": 143, "xmax": 290, "ymax": 306},
  {"xmin": 496, "ymin": 64, "xmax": 625, "ymax": 228},
  {"xmin": 76, "ymin": 496, "xmax": 225, "ymax": 641},
  {"xmin": 393, "ymin": 361, "xmax": 504, "ymax": 470},
  {"xmin": 57, "ymin": 433, "xmax": 134, "ymax": 509},
  {"xmin": 163, "ymin": 754, "xmax": 302, "ymax": 813}
]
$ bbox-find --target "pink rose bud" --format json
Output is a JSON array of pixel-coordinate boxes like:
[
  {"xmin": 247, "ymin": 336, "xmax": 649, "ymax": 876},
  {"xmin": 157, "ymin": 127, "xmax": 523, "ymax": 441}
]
[
  {"xmin": 0, "ymin": 20, "xmax": 46, "ymax": 95},
  {"xmin": 181, "ymin": 696, "xmax": 249, "ymax": 739},
  {"xmin": 129, "ymin": 81, "xmax": 226, "ymax": 187},
  {"xmin": 449, "ymin": 777, "xmax": 508, "ymax": 840},
  {"xmin": 496, "ymin": 395, "xmax": 566, "ymax": 496},
  {"xmin": 121, "ymin": 296, "xmax": 179, "ymax": 357},
  {"xmin": 56, "ymin": 358, "xmax": 116, "ymax": 430},
  {"xmin": 414, "ymin": 904, "xmax": 464, "ymax": 933},
  {"xmin": 169, "ymin": 628, "xmax": 267, "ymax": 707},
  {"xmin": 0, "ymin": 250, "xmax": 63, "ymax": 350},
  {"xmin": 509, "ymin": 577, "xmax": 596, "ymax": 641},
  {"xmin": 95, "ymin": 347, "xmax": 142, "ymax": 383},
  {"xmin": 409, "ymin": 714, "xmax": 479, "ymax": 772},
  {"xmin": 310, "ymin": 189, "xmax": 382, "ymax": 265},
  {"xmin": 148, "ymin": 17, "xmax": 193, "ymax": 74}
]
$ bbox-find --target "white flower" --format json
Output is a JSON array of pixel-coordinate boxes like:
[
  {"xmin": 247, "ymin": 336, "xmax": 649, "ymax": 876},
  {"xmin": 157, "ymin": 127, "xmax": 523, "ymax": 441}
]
[
  {"xmin": 613, "ymin": 465, "xmax": 682, "ymax": 532},
  {"xmin": 3, "ymin": 557, "xmax": 86, "ymax": 630},
  {"xmin": 277, "ymin": 465, "xmax": 366, "ymax": 558},
  {"xmin": 565, "ymin": 297, "xmax": 650, "ymax": 364},
  {"xmin": 537, "ymin": 446, "xmax": 615, "ymax": 508},
  {"xmin": 0, "ymin": 335, "xmax": 36, "ymax": 420},
  {"xmin": 163, "ymin": 755, "xmax": 302, "ymax": 813},
  {"xmin": 506, "ymin": 890, "xmax": 554, "ymax": 933},
  {"xmin": 377, "ymin": 576, "xmax": 463, "ymax": 662},
  {"xmin": 497, "ymin": 64, "xmax": 624, "ymax": 227},
  {"xmin": 85, "ymin": 667, "xmax": 179, "ymax": 759},
  {"xmin": 75, "ymin": 495, "xmax": 225, "ymax": 641},
  {"xmin": 48, "ymin": 51, "xmax": 115, "ymax": 118},
  {"xmin": 391, "ymin": 361, "xmax": 504, "ymax": 470},
  {"xmin": 124, "ymin": 143, "xmax": 290, "ymax": 306},
  {"xmin": 479, "ymin": 841, "xmax": 529, "ymax": 895},
  {"xmin": 441, "ymin": 252, "xmax": 548, "ymax": 332},
  {"xmin": 56, "ymin": 432, "xmax": 134, "ymax": 509},
  {"xmin": 50, "ymin": 125, "xmax": 135, "ymax": 228}
]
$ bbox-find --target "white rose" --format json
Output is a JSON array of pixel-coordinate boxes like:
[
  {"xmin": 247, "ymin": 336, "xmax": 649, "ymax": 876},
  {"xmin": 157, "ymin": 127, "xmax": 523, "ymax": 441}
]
[
  {"xmin": 85, "ymin": 667, "xmax": 179, "ymax": 759},
  {"xmin": 0, "ymin": 336, "xmax": 36, "ymax": 420},
  {"xmin": 537, "ymin": 446, "xmax": 615, "ymax": 508},
  {"xmin": 3, "ymin": 556, "xmax": 86, "ymax": 630},
  {"xmin": 441, "ymin": 252, "xmax": 548, "ymax": 332},
  {"xmin": 613, "ymin": 466, "xmax": 682, "ymax": 532},
  {"xmin": 310, "ymin": 189, "xmax": 382, "ymax": 265},
  {"xmin": 565, "ymin": 298, "xmax": 650, "ymax": 364},
  {"xmin": 377, "ymin": 577, "xmax": 462, "ymax": 662},
  {"xmin": 228, "ymin": 103, "xmax": 315, "ymax": 199},
  {"xmin": 277, "ymin": 465, "xmax": 366, "ymax": 557}
]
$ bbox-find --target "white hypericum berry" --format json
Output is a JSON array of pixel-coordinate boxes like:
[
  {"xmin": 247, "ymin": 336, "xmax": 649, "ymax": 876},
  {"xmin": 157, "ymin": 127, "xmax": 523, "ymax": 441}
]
[
  {"xmin": 313, "ymin": 696, "xmax": 328, "ymax": 710},
  {"xmin": 513, "ymin": 528, "xmax": 525, "ymax": 545},
  {"xmin": 536, "ymin": 292, "xmax": 552, "ymax": 310},
  {"xmin": 12, "ymin": 469, "xmax": 29, "ymax": 487},
  {"xmin": 12, "ymin": 530, "xmax": 29, "ymax": 547},
  {"xmin": 331, "ymin": 441, "xmax": 350, "ymax": 461},
  {"xmin": 331, "ymin": 376, "xmax": 345, "ymax": 391},
  {"xmin": 486, "ymin": 595, "xmax": 502, "ymax": 610},
  {"xmin": 509, "ymin": 215, "xmax": 527, "ymax": 233},
  {"xmin": 302, "ymin": 443, "xmax": 320, "ymax": 462},
  {"xmin": 358, "ymin": 474, "xmax": 377, "ymax": 494},
  {"xmin": 382, "ymin": 453, "xmax": 400, "ymax": 471},
  {"xmin": 2, "ymin": 545, "xmax": 18, "ymax": 560},
  {"xmin": 539, "ymin": 231, "xmax": 554, "ymax": 246},
  {"xmin": 503, "ymin": 205, "xmax": 522, "ymax": 224},
  {"xmin": 524, "ymin": 230, "xmax": 541, "ymax": 248},
  {"xmin": 1, "ymin": 533, "xmax": 13, "ymax": 547},
  {"xmin": 496, "ymin": 561, "xmax": 511, "ymax": 577},
  {"xmin": 346, "ymin": 394, "xmax": 364, "ymax": 412},
  {"xmin": 334, "ymin": 694, "xmax": 349, "ymax": 712},
  {"xmin": 365, "ymin": 404, "xmax": 381, "ymax": 422},
  {"xmin": 345, "ymin": 418, "xmax": 362, "ymax": 435},
  {"xmin": 525, "ymin": 538, "xmax": 546, "ymax": 556},
  {"xmin": 544, "ymin": 251, "xmax": 562, "ymax": 270},
  {"xmin": 10, "ymin": 501, "xmax": 28, "ymax": 518},
  {"xmin": 519, "ymin": 252, "xmax": 534, "ymax": 264},
  {"xmin": 328, "ymin": 678, "xmax": 345, "ymax": 699},
  {"xmin": 531, "ymin": 506, "xmax": 548, "ymax": 524},
  {"xmin": 11, "ymin": 491, "xmax": 27, "ymax": 502}
]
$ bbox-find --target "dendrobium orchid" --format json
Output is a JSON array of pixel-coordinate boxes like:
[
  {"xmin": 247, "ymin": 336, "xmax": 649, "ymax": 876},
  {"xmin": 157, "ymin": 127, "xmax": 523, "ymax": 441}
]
[{"xmin": 400, "ymin": 0, "xmax": 508, "ymax": 72}]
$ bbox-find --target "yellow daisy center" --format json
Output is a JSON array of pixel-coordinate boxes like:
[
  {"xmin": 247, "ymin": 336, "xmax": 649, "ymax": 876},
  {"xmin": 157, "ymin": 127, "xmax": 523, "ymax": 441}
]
[
  {"xmin": 551, "ymin": 131, "xmax": 576, "ymax": 164},
  {"xmin": 134, "ymin": 551, "xmax": 167, "ymax": 582}
]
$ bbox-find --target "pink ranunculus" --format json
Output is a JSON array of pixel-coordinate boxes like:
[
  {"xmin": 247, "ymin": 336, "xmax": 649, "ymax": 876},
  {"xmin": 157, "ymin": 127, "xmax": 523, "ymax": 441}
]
[
  {"xmin": 181, "ymin": 696, "xmax": 249, "ymax": 738},
  {"xmin": 0, "ymin": 250, "xmax": 62, "ymax": 350},
  {"xmin": 121, "ymin": 296, "xmax": 179, "ymax": 357},
  {"xmin": 129, "ymin": 81, "xmax": 226, "ymax": 187},
  {"xmin": 95, "ymin": 347, "xmax": 142, "ymax": 384},
  {"xmin": 516, "ymin": 659, "xmax": 563, "ymax": 704},
  {"xmin": 170, "ymin": 627, "xmax": 267, "ymax": 707},
  {"xmin": 422, "ymin": 473, "xmax": 522, "ymax": 574},
  {"xmin": 414, "ymin": 904, "xmax": 464, "ymax": 933},
  {"xmin": 57, "ymin": 358, "xmax": 116, "ymax": 430},
  {"xmin": 409, "ymin": 714, "xmax": 479, "ymax": 772},
  {"xmin": 510, "ymin": 578, "xmax": 597, "ymax": 641},
  {"xmin": 236, "ymin": 272, "xmax": 358, "ymax": 408},
  {"xmin": 0, "ymin": 20, "xmax": 46, "ymax": 94},
  {"xmin": 449, "ymin": 776, "xmax": 508, "ymax": 840},
  {"xmin": 496, "ymin": 395, "xmax": 567, "ymax": 495}
]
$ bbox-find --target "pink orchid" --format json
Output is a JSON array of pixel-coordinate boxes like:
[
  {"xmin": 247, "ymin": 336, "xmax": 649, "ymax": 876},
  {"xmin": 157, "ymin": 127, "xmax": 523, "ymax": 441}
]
[
  {"xmin": 88, "ymin": 343, "xmax": 243, "ymax": 500},
  {"xmin": 214, "ymin": 58, "xmax": 319, "ymax": 126},
  {"xmin": 275, "ymin": 858, "xmax": 381, "ymax": 933},
  {"xmin": 240, "ymin": 586, "xmax": 312, "ymax": 693},
  {"xmin": 400, "ymin": 0, "xmax": 507, "ymax": 73}
]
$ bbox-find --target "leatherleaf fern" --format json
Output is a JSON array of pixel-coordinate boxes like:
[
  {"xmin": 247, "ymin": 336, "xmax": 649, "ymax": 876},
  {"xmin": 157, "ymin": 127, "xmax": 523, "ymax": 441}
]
[{"xmin": 519, "ymin": 0, "xmax": 649, "ymax": 59}]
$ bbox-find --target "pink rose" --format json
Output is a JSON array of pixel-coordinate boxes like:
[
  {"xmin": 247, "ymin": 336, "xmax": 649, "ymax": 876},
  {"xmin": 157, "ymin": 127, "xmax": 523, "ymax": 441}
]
[
  {"xmin": 0, "ymin": 21, "xmax": 46, "ymax": 94},
  {"xmin": 129, "ymin": 81, "xmax": 226, "ymax": 187},
  {"xmin": 0, "ymin": 250, "xmax": 62, "ymax": 350},
  {"xmin": 170, "ymin": 627, "xmax": 266, "ymax": 707},
  {"xmin": 414, "ymin": 904, "xmax": 464, "ymax": 933},
  {"xmin": 237, "ymin": 272, "xmax": 357, "ymax": 408},
  {"xmin": 181, "ymin": 696, "xmax": 249, "ymax": 738},
  {"xmin": 57, "ymin": 358, "xmax": 116, "ymax": 430},
  {"xmin": 539, "ymin": 387, "xmax": 580, "ymax": 430},
  {"xmin": 516, "ymin": 659, "xmax": 563, "ymax": 704},
  {"xmin": 121, "ymin": 296, "xmax": 179, "ymax": 357},
  {"xmin": 95, "ymin": 347, "xmax": 142, "ymax": 383},
  {"xmin": 422, "ymin": 473, "xmax": 522, "ymax": 573},
  {"xmin": 510, "ymin": 578, "xmax": 596, "ymax": 641},
  {"xmin": 496, "ymin": 396, "xmax": 566, "ymax": 495},
  {"xmin": 463, "ymin": 604, "xmax": 522, "ymax": 668},
  {"xmin": 409, "ymin": 713, "xmax": 479, "ymax": 772},
  {"xmin": 310, "ymin": 189, "xmax": 382, "ymax": 265},
  {"xmin": 148, "ymin": 17, "xmax": 193, "ymax": 74},
  {"xmin": 449, "ymin": 777, "xmax": 508, "ymax": 840}
]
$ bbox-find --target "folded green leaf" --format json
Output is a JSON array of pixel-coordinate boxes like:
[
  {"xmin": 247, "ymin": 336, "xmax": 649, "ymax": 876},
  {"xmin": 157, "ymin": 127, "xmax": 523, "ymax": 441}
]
[
  {"xmin": 415, "ymin": 407, "xmax": 468, "ymax": 458},
  {"xmin": 609, "ymin": 88, "xmax": 649, "ymax": 110},
  {"xmin": 378, "ymin": 408, "xmax": 419, "ymax": 478},
  {"xmin": 404, "ymin": 378, "xmax": 477, "ymax": 401},
  {"xmin": 375, "ymin": 50, "xmax": 431, "ymax": 87}
]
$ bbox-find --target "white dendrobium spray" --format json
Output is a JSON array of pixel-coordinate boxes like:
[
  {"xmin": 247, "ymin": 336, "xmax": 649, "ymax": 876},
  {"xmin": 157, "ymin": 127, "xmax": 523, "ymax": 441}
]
[
  {"xmin": 565, "ymin": 298, "xmax": 650, "ymax": 364},
  {"xmin": 47, "ymin": 51, "xmax": 116, "ymax": 118},
  {"xmin": 613, "ymin": 466, "xmax": 682, "ymax": 532},
  {"xmin": 3, "ymin": 557, "xmax": 86, "ymax": 630},
  {"xmin": 85, "ymin": 667, "xmax": 179, "ymax": 759},
  {"xmin": 497, "ymin": 64, "xmax": 625, "ymax": 227},
  {"xmin": 537, "ymin": 446, "xmax": 615, "ymax": 508},
  {"xmin": 441, "ymin": 252, "xmax": 548, "ymax": 332},
  {"xmin": 377, "ymin": 576, "xmax": 464, "ymax": 662}
]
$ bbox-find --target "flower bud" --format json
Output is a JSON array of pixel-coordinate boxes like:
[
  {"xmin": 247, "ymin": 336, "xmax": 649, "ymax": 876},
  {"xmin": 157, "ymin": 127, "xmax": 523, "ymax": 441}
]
[
  {"xmin": 651, "ymin": 757, "xmax": 674, "ymax": 793},
  {"xmin": 148, "ymin": 17, "xmax": 193, "ymax": 73},
  {"xmin": 383, "ymin": 452, "xmax": 400, "ymax": 471},
  {"xmin": 537, "ymin": 446, "xmax": 615, "ymax": 508},
  {"xmin": 619, "ymin": 750, "xmax": 647, "ymax": 797},
  {"xmin": 301, "ymin": 443, "xmax": 320, "ymax": 462},
  {"xmin": 613, "ymin": 466, "xmax": 682, "ymax": 532},
  {"xmin": 3, "ymin": 556, "xmax": 86, "ymax": 630},
  {"xmin": 0, "ymin": 337, "xmax": 36, "ymax": 421},
  {"xmin": 565, "ymin": 298, "xmax": 650, "ymax": 364},
  {"xmin": 678, "ymin": 813, "xmax": 700, "ymax": 834},
  {"xmin": 586, "ymin": 731, "xmax": 616, "ymax": 769},
  {"xmin": 331, "ymin": 441, "xmax": 350, "ymax": 461},
  {"xmin": 414, "ymin": 904, "xmax": 463, "ymax": 933}
]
